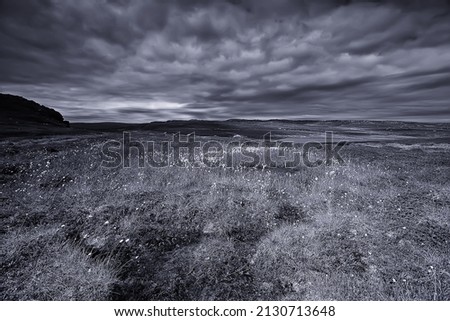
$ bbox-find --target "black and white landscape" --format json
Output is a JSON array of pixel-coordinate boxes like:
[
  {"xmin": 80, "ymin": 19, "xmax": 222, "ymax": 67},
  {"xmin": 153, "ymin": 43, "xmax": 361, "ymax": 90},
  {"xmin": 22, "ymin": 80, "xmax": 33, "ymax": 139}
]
[{"xmin": 1, "ymin": 1, "xmax": 449, "ymax": 301}]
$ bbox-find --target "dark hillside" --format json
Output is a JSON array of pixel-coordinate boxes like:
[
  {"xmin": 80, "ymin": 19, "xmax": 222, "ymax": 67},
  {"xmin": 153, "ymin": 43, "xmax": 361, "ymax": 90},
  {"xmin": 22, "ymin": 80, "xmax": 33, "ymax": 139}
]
[{"xmin": 0, "ymin": 93, "xmax": 70, "ymax": 137}]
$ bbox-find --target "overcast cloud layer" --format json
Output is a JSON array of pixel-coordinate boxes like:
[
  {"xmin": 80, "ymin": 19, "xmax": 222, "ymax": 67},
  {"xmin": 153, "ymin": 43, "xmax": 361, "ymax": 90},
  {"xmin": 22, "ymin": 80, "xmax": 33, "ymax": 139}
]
[{"xmin": 1, "ymin": 0, "xmax": 450, "ymax": 122}]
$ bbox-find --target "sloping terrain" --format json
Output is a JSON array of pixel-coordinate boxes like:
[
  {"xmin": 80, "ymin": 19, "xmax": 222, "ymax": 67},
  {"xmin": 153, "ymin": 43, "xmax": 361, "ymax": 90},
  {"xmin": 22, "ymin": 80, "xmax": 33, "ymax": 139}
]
[{"xmin": 0, "ymin": 93, "xmax": 70, "ymax": 137}]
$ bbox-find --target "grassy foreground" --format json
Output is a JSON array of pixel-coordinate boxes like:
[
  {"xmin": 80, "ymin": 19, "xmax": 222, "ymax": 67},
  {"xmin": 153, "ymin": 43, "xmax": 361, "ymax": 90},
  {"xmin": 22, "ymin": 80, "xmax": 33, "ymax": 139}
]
[{"xmin": 1, "ymin": 134, "xmax": 449, "ymax": 300}]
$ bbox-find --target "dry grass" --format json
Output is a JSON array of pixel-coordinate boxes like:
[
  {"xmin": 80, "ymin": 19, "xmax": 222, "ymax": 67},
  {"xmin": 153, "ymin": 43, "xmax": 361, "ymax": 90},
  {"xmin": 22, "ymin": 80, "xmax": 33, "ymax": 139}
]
[
  {"xmin": 1, "ymin": 134, "xmax": 449, "ymax": 300},
  {"xmin": 1, "ymin": 226, "xmax": 117, "ymax": 300}
]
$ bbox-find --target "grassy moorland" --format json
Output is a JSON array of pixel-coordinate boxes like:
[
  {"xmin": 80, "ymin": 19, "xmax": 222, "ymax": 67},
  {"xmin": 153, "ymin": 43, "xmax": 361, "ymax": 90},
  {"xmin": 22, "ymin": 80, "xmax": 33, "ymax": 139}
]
[{"xmin": 1, "ymin": 128, "xmax": 449, "ymax": 300}]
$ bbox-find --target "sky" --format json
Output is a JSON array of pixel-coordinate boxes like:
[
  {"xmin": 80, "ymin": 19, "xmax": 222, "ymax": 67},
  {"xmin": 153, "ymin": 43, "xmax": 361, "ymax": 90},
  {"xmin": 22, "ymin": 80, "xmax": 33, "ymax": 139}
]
[{"xmin": 1, "ymin": 0, "xmax": 450, "ymax": 123}]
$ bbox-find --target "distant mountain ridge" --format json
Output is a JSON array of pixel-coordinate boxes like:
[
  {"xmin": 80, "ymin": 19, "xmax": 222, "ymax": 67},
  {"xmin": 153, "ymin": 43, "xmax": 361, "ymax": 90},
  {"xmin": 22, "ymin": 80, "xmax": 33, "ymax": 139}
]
[{"xmin": 1, "ymin": 93, "xmax": 449, "ymax": 140}]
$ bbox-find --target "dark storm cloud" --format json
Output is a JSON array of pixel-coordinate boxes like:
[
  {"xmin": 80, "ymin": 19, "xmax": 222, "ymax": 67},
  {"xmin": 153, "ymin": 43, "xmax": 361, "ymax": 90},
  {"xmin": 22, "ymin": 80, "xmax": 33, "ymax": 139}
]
[{"xmin": 1, "ymin": 0, "xmax": 450, "ymax": 122}]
